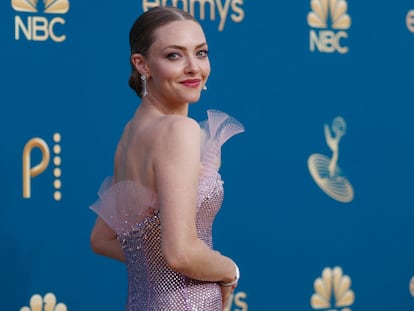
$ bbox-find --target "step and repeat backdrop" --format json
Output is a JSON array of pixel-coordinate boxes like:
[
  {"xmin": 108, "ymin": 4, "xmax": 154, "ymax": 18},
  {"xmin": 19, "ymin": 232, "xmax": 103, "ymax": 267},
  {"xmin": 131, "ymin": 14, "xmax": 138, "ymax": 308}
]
[{"xmin": 1, "ymin": 0, "xmax": 414, "ymax": 310}]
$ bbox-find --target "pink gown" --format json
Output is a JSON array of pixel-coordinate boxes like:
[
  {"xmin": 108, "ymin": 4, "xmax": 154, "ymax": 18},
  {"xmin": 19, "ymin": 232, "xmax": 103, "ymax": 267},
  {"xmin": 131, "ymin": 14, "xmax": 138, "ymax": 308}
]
[{"xmin": 90, "ymin": 110, "xmax": 244, "ymax": 311}]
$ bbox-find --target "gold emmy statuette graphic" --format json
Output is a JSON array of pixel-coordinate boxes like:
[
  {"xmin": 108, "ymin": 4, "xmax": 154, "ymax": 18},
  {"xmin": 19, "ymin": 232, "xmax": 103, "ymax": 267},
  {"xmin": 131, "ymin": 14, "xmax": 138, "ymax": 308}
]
[
  {"xmin": 20, "ymin": 292, "xmax": 67, "ymax": 311},
  {"xmin": 311, "ymin": 266, "xmax": 354, "ymax": 311},
  {"xmin": 23, "ymin": 138, "xmax": 50, "ymax": 199},
  {"xmin": 308, "ymin": 116, "xmax": 354, "ymax": 202}
]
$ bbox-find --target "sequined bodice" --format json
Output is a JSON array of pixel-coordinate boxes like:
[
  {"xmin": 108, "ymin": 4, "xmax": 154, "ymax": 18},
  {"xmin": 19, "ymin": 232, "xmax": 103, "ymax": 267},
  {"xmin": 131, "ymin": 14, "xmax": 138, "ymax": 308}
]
[
  {"xmin": 118, "ymin": 173, "xmax": 224, "ymax": 311},
  {"xmin": 90, "ymin": 110, "xmax": 244, "ymax": 311}
]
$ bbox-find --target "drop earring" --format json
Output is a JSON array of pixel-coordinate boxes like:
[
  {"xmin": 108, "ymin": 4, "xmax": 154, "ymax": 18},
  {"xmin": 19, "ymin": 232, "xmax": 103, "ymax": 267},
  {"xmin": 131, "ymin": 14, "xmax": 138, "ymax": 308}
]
[
  {"xmin": 141, "ymin": 75, "xmax": 148, "ymax": 96},
  {"xmin": 203, "ymin": 84, "xmax": 207, "ymax": 91}
]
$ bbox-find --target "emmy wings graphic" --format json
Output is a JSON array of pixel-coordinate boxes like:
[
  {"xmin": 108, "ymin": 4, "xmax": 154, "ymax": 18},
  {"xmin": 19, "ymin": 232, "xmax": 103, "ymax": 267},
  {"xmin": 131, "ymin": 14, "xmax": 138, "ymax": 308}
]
[{"xmin": 308, "ymin": 116, "xmax": 354, "ymax": 203}]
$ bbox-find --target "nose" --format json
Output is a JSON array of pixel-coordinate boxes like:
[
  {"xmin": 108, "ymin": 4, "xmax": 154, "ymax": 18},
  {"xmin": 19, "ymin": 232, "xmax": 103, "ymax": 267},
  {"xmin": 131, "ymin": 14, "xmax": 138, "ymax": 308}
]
[{"xmin": 184, "ymin": 55, "xmax": 200, "ymax": 74}]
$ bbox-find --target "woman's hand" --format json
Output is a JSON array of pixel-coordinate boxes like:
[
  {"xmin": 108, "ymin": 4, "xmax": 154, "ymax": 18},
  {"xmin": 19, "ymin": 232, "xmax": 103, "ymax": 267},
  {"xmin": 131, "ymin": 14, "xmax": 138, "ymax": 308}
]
[{"xmin": 221, "ymin": 283, "xmax": 237, "ymax": 310}]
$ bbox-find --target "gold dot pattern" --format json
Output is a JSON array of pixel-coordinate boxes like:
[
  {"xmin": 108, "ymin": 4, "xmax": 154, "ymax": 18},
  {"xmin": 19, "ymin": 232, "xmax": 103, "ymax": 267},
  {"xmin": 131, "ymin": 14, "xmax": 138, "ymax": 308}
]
[
  {"xmin": 54, "ymin": 145, "xmax": 61, "ymax": 154},
  {"xmin": 53, "ymin": 156, "xmax": 61, "ymax": 166},
  {"xmin": 53, "ymin": 133, "xmax": 62, "ymax": 201},
  {"xmin": 54, "ymin": 180, "xmax": 62, "ymax": 189}
]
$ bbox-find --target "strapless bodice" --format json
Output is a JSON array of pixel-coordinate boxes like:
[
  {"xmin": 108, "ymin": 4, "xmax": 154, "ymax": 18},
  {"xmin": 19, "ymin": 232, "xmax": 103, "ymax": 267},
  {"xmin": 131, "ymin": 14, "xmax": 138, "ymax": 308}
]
[{"xmin": 89, "ymin": 110, "xmax": 244, "ymax": 310}]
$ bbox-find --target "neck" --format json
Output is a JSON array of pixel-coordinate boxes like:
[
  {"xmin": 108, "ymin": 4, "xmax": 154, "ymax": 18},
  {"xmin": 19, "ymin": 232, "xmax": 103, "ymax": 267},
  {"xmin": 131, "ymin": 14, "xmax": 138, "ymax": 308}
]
[{"xmin": 140, "ymin": 94, "xmax": 189, "ymax": 116}]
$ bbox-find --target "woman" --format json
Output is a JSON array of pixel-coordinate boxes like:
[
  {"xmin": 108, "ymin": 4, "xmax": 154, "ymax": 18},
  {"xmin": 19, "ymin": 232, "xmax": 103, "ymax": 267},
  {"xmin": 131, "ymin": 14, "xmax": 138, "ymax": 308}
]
[{"xmin": 90, "ymin": 6, "xmax": 244, "ymax": 310}]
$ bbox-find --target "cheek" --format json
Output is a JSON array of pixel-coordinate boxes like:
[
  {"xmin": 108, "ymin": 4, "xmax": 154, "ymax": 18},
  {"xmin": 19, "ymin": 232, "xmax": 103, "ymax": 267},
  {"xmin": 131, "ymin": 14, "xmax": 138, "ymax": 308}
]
[
  {"xmin": 202, "ymin": 62, "xmax": 211, "ymax": 77},
  {"xmin": 148, "ymin": 59, "xmax": 176, "ymax": 78},
  {"xmin": 155, "ymin": 65, "xmax": 181, "ymax": 81}
]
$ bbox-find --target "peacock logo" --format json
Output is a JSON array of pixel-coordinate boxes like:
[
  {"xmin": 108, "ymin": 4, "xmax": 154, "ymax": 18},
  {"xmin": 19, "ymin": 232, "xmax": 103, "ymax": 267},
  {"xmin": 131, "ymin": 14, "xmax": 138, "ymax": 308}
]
[
  {"xmin": 12, "ymin": 0, "xmax": 69, "ymax": 14},
  {"xmin": 307, "ymin": 0, "xmax": 351, "ymax": 30},
  {"xmin": 12, "ymin": 0, "xmax": 70, "ymax": 42},
  {"xmin": 20, "ymin": 293, "xmax": 67, "ymax": 311},
  {"xmin": 307, "ymin": 0, "xmax": 351, "ymax": 53},
  {"xmin": 311, "ymin": 266, "xmax": 355, "ymax": 311}
]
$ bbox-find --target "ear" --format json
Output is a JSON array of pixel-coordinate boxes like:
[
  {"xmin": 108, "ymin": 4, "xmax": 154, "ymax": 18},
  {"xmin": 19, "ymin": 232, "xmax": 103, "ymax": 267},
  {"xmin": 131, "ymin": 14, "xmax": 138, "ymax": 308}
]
[{"xmin": 131, "ymin": 53, "xmax": 150, "ymax": 77}]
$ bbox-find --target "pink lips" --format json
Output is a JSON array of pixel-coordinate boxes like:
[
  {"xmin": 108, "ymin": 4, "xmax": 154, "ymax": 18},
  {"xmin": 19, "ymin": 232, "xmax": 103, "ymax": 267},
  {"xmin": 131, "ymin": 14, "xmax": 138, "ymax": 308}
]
[{"xmin": 181, "ymin": 79, "xmax": 201, "ymax": 88}]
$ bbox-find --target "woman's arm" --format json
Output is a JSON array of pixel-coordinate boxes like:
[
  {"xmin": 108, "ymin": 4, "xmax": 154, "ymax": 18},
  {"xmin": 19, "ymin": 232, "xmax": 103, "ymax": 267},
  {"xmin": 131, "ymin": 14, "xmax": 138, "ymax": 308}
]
[
  {"xmin": 90, "ymin": 217, "xmax": 125, "ymax": 262},
  {"xmin": 154, "ymin": 116, "xmax": 237, "ymax": 285}
]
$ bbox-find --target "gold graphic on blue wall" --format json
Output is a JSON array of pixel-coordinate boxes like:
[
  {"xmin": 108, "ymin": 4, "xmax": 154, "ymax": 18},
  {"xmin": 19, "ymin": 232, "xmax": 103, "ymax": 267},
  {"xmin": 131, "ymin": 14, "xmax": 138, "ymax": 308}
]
[
  {"xmin": 23, "ymin": 133, "xmax": 63, "ymax": 201},
  {"xmin": 407, "ymin": 10, "xmax": 414, "ymax": 33},
  {"xmin": 141, "ymin": 0, "xmax": 245, "ymax": 32},
  {"xmin": 12, "ymin": 0, "xmax": 69, "ymax": 13},
  {"xmin": 308, "ymin": 117, "xmax": 354, "ymax": 203},
  {"xmin": 13, "ymin": 0, "xmax": 70, "ymax": 42},
  {"xmin": 223, "ymin": 291, "xmax": 248, "ymax": 311},
  {"xmin": 307, "ymin": 0, "xmax": 351, "ymax": 54},
  {"xmin": 409, "ymin": 276, "xmax": 414, "ymax": 297},
  {"xmin": 20, "ymin": 292, "xmax": 67, "ymax": 311},
  {"xmin": 311, "ymin": 266, "xmax": 355, "ymax": 311}
]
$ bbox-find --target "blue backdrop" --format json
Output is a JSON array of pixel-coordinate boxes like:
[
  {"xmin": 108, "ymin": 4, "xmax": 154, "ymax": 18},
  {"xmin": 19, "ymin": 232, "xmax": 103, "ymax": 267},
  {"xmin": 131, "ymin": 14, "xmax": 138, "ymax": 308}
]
[{"xmin": 2, "ymin": 0, "xmax": 414, "ymax": 310}]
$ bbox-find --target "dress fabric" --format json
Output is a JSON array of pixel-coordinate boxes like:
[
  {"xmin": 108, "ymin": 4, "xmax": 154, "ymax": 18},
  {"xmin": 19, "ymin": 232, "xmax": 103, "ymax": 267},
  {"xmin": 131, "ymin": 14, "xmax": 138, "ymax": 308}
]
[{"xmin": 90, "ymin": 110, "xmax": 244, "ymax": 311}]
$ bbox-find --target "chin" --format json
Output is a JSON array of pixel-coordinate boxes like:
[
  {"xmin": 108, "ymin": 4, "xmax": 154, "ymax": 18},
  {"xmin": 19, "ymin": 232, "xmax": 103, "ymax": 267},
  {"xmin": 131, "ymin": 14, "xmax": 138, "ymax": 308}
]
[
  {"xmin": 188, "ymin": 98, "xmax": 201, "ymax": 104},
  {"xmin": 183, "ymin": 93, "xmax": 202, "ymax": 104},
  {"xmin": 172, "ymin": 88, "xmax": 202, "ymax": 104}
]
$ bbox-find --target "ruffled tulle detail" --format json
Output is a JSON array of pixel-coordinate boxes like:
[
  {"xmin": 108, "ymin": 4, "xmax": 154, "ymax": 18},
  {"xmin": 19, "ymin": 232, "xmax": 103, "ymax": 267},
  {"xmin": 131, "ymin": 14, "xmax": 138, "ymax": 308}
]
[
  {"xmin": 89, "ymin": 177, "xmax": 157, "ymax": 234},
  {"xmin": 199, "ymin": 109, "xmax": 245, "ymax": 174}
]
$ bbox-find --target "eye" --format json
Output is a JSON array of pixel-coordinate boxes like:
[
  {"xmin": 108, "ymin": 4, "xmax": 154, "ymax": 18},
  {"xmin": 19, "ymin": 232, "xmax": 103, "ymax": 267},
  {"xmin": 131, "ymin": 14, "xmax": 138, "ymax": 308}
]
[
  {"xmin": 166, "ymin": 52, "xmax": 181, "ymax": 60},
  {"xmin": 197, "ymin": 49, "xmax": 209, "ymax": 58}
]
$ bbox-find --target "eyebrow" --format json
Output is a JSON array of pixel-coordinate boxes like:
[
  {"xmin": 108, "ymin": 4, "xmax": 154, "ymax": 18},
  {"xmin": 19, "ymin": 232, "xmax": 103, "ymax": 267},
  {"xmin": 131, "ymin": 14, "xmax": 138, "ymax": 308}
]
[{"xmin": 162, "ymin": 42, "xmax": 208, "ymax": 52}]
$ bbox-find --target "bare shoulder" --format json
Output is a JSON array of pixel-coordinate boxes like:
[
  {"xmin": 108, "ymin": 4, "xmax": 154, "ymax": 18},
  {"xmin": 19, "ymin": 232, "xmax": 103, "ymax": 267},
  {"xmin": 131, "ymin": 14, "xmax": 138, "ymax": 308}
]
[
  {"xmin": 152, "ymin": 115, "xmax": 201, "ymax": 164},
  {"xmin": 160, "ymin": 115, "xmax": 201, "ymax": 144},
  {"xmin": 164, "ymin": 115, "xmax": 200, "ymax": 131}
]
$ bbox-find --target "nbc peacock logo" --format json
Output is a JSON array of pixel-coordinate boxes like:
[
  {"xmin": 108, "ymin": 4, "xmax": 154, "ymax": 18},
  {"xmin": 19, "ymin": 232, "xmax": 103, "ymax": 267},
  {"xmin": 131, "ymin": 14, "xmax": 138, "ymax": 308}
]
[
  {"xmin": 307, "ymin": 0, "xmax": 351, "ymax": 53},
  {"xmin": 311, "ymin": 266, "xmax": 355, "ymax": 311},
  {"xmin": 12, "ymin": 0, "xmax": 69, "ymax": 14},
  {"xmin": 12, "ymin": 0, "xmax": 70, "ymax": 42},
  {"xmin": 20, "ymin": 293, "xmax": 67, "ymax": 311}
]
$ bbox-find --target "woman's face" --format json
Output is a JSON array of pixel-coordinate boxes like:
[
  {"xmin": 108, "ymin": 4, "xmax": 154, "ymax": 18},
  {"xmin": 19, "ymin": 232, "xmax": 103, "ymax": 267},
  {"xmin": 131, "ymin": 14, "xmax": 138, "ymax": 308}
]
[{"xmin": 144, "ymin": 20, "xmax": 210, "ymax": 106}]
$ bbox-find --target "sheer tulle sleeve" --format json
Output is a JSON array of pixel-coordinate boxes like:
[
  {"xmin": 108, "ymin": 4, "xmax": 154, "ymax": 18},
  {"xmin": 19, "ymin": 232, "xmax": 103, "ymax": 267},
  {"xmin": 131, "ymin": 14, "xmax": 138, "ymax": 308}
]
[
  {"xmin": 199, "ymin": 109, "xmax": 245, "ymax": 173},
  {"xmin": 89, "ymin": 177, "xmax": 157, "ymax": 235}
]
